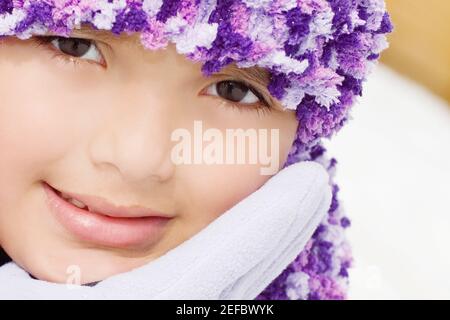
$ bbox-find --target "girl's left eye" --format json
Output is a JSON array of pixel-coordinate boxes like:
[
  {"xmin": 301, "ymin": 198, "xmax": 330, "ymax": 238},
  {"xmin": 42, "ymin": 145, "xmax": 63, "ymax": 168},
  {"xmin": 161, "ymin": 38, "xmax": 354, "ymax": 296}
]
[
  {"xmin": 205, "ymin": 81, "xmax": 264, "ymax": 105},
  {"xmin": 45, "ymin": 36, "xmax": 103, "ymax": 64}
]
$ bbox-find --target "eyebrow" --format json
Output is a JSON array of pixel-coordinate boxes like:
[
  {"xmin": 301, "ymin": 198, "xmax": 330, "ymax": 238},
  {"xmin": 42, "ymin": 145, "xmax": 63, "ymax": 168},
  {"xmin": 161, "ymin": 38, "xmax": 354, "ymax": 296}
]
[{"xmin": 224, "ymin": 64, "xmax": 270, "ymax": 87}]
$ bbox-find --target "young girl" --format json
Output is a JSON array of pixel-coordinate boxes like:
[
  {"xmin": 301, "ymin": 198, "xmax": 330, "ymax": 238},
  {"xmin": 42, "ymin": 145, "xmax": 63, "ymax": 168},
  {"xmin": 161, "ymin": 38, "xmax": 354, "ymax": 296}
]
[{"xmin": 0, "ymin": 0, "xmax": 392, "ymax": 299}]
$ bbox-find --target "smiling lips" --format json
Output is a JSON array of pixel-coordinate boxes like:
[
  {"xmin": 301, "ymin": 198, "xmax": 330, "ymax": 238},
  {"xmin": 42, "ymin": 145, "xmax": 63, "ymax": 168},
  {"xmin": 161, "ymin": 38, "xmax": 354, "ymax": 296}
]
[{"xmin": 42, "ymin": 181, "xmax": 173, "ymax": 249}]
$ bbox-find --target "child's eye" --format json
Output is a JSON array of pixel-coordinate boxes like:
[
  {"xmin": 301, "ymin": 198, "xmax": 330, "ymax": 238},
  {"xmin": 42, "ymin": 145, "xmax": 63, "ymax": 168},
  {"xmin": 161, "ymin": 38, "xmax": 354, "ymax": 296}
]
[
  {"xmin": 49, "ymin": 36, "xmax": 103, "ymax": 63},
  {"xmin": 34, "ymin": 36, "xmax": 104, "ymax": 66},
  {"xmin": 205, "ymin": 81, "xmax": 265, "ymax": 105}
]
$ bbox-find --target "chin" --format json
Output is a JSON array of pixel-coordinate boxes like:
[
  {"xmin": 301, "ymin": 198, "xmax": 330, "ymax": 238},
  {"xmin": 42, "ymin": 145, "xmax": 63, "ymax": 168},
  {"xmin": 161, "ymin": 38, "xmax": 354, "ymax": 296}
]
[{"xmin": 15, "ymin": 246, "xmax": 152, "ymax": 285}]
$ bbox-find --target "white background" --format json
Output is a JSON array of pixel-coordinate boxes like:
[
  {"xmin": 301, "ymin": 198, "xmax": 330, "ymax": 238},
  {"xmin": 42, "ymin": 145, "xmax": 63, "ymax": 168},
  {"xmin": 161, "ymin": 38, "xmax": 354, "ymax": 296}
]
[{"xmin": 324, "ymin": 65, "xmax": 450, "ymax": 299}]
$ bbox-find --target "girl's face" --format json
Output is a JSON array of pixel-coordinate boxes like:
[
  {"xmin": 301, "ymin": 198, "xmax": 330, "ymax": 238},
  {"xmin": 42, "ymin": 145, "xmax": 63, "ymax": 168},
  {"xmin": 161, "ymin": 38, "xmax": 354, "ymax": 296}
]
[{"xmin": 0, "ymin": 29, "xmax": 298, "ymax": 284}]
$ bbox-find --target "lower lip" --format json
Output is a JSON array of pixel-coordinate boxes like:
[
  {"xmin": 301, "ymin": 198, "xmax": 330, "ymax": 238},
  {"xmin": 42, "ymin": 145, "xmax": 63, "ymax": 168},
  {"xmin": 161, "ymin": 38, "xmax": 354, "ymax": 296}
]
[{"xmin": 42, "ymin": 182, "xmax": 172, "ymax": 249}]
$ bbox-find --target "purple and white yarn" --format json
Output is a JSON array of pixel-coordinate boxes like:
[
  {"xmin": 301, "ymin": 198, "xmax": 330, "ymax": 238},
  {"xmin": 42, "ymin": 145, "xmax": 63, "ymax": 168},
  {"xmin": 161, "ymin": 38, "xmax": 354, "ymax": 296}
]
[{"xmin": 0, "ymin": 0, "xmax": 393, "ymax": 300}]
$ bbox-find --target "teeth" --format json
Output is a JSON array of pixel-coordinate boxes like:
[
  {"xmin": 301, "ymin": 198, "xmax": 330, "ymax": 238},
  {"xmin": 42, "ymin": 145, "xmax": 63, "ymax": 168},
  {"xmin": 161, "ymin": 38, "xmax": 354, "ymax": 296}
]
[
  {"xmin": 57, "ymin": 190, "xmax": 89, "ymax": 210},
  {"xmin": 67, "ymin": 197, "xmax": 87, "ymax": 209},
  {"xmin": 60, "ymin": 192, "xmax": 71, "ymax": 200}
]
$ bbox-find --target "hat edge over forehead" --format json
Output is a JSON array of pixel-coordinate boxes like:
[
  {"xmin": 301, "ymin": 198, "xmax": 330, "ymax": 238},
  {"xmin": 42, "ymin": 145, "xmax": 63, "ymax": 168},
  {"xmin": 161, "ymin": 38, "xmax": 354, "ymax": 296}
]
[{"xmin": 0, "ymin": 0, "xmax": 392, "ymax": 145}]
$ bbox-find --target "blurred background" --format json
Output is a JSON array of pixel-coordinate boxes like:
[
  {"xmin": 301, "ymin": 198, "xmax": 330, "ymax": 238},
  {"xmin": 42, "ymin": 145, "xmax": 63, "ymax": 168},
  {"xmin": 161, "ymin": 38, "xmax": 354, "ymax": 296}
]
[
  {"xmin": 325, "ymin": 0, "xmax": 450, "ymax": 299},
  {"xmin": 382, "ymin": 0, "xmax": 449, "ymax": 103}
]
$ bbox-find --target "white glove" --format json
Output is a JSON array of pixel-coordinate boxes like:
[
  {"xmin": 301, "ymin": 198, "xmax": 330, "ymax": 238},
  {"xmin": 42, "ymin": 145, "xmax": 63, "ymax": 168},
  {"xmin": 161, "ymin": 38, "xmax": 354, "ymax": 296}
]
[{"xmin": 0, "ymin": 161, "xmax": 331, "ymax": 299}]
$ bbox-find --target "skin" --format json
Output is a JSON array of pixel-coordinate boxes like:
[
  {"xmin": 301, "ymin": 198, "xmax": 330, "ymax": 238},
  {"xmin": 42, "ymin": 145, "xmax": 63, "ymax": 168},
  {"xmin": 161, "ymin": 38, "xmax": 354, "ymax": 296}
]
[{"xmin": 0, "ymin": 30, "xmax": 298, "ymax": 284}]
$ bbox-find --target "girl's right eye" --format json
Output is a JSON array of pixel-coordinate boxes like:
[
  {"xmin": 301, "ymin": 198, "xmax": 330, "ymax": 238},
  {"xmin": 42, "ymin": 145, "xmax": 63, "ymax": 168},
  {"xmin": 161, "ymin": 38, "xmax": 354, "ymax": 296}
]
[{"xmin": 36, "ymin": 36, "xmax": 104, "ymax": 65}]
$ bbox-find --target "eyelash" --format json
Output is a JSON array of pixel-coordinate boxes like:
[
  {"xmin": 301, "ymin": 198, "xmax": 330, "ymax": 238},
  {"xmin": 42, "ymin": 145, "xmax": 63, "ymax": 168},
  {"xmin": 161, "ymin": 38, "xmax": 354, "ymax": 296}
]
[
  {"xmin": 31, "ymin": 36, "xmax": 273, "ymax": 115},
  {"xmin": 204, "ymin": 81, "xmax": 272, "ymax": 116},
  {"xmin": 32, "ymin": 36, "xmax": 105, "ymax": 68}
]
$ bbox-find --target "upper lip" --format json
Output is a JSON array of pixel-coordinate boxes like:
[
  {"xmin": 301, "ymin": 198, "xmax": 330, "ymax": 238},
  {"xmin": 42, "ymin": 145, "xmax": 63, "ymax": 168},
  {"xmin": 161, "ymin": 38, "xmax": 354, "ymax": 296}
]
[{"xmin": 45, "ymin": 182, "xmax": 172, "ymax": 219}]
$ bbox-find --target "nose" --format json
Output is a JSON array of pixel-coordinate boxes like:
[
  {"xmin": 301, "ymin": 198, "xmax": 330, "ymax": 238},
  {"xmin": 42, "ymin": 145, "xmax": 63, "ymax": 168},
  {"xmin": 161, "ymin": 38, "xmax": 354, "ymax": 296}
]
[{"xmin": 88, "ymin": 93, "xmax": 176, "ymax": 184}]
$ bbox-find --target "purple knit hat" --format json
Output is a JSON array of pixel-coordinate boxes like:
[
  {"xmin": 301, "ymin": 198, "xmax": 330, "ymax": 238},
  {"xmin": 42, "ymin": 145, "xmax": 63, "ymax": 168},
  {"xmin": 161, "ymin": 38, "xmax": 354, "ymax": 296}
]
[{"xmin": 0, "ymin": 0, "xmax": 393, "ymax": 299}]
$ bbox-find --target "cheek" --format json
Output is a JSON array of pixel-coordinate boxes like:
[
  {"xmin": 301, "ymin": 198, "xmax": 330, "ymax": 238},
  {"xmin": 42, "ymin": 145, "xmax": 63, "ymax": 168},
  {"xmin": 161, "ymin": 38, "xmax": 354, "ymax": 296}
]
[
  {"xmin": 0, "ymin": 68, "xmax": 68, "ymax": 178},
  {"xmin": 175, "ymin": 117, "xmax": 298, "ymax": 232},
  {"xmin": 0, "ymin": 64, "xmax": 67, "ymax": 252},
  {"xmin": 200, "ymin": 165, "xmax": 270, "ymax": 214},
  {"xmin": 172, "ymin": 163, "xmax": 269, "ymax": 243},
  {"xmin": 0, "ymin": 44, "xmax": 105, "ymax": 175}
]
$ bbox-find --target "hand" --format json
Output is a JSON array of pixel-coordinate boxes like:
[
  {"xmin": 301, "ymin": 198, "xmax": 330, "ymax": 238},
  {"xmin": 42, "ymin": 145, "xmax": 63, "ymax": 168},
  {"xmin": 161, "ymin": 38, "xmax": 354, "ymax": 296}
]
[{"xmin": 0, "ymin": 161, "xmax": 331, "ymax": 299}]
